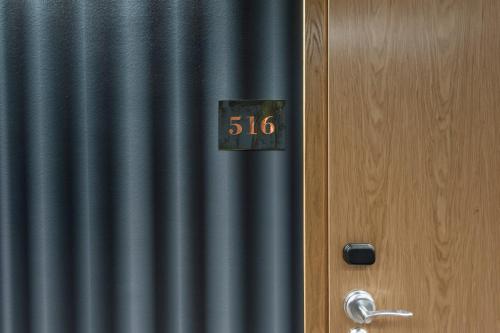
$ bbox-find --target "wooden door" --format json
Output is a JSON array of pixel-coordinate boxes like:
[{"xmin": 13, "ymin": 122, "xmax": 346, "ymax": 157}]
[{"xmin": 323, "ymin": 0, "xmax": 500, "ymax": 332}]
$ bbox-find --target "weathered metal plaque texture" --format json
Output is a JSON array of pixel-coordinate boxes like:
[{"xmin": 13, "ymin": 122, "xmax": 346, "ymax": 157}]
[{"xmin": 218, "ymin": 100, "xmax": 286, "ymax": 150}]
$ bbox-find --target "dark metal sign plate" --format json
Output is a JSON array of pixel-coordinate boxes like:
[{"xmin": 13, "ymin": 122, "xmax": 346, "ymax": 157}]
[{"xmin": 218, "ymin": 100, "xmax": 286, "ymax": 151}]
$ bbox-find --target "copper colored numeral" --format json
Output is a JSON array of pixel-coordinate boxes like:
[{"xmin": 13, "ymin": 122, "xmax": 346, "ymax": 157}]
[
  {"xmin": 228, "ymin": 116, "xmax": 243, "ymax": 135},
  {"xmin": 261, "ymin": 116, "xmax": 275, "ymax": 135},
  {"xmin": 248, "ymin": 116, "xmax": 257, "ymax": 135}
]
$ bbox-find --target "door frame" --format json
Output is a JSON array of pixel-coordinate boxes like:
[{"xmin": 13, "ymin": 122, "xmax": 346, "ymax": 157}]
[{"xmin": 303, "ymin": 0, "xmax": 329, "ymax": 332}]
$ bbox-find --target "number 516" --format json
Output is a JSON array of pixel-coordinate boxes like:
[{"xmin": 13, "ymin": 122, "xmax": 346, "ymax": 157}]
[{"xmin": 228, "ymin": 116, "xmax": 275, "ymax": 136}]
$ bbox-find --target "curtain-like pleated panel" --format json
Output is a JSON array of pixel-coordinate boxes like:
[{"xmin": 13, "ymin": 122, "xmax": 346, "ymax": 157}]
[{"xmin": 0, "ymin": 1, "xmax": 302, "ymax": 333}]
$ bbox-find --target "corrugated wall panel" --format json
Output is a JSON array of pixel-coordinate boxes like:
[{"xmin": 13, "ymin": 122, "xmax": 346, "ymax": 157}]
[{"xmin": 0, "ymin": 1, "xmax": 302, "ymax": 332}]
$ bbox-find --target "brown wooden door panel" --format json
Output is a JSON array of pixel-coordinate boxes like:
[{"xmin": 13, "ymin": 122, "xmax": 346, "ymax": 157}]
[{"xmin": 327, "ymin": 0, "xmax": 500, "ymax": 332}]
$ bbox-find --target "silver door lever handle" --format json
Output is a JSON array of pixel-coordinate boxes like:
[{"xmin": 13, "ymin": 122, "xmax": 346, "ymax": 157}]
[{"xmin": 344, "ymin": 290, "xmax": 413, "ymax": 324}]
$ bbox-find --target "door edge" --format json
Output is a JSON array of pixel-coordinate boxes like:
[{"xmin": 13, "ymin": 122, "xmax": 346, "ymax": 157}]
[{"xmin": 303, "ymin": 0, "xmax": 330, "ymax": 332}]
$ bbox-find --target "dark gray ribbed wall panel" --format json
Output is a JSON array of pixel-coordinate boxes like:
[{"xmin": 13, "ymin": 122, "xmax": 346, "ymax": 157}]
[{"xmin": 0, "ymin": 1, "xmax": 303, "ymax": 333}]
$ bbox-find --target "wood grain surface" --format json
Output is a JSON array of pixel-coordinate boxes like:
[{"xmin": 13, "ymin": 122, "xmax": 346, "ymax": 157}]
[
  {"xmin": 303, "ymin": 0, "xmax": 329, "ymax": 332},
  {"xmin": 328, "ymin": 0, "xmax": 500, "ymax": 332}
]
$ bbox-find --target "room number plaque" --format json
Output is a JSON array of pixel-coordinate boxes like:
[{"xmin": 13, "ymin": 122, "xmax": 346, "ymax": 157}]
[{"xmin": 218, "ymin": 100, "xmax": 286, "ymax": 150}]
